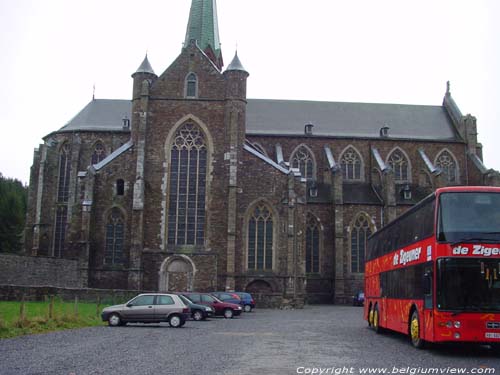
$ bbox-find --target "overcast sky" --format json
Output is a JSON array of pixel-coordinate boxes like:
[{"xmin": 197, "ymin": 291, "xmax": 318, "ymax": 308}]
[{"xmin": 1, "ymin": 0, "xmax": 499, "ymax": 184}]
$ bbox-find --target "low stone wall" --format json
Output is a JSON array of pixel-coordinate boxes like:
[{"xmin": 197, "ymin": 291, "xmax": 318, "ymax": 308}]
[
  {"xmin": 0, "ymin": 284, "xmax": 147, "ymax": 304},
  {"xmin": 0, "ymin": 253, "xmax": 82, "ymax": 288}
]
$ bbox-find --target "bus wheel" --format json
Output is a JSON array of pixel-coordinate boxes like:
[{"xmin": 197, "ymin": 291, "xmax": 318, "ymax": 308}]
[
  {"xmin": 373, "ymin": 305, "xmax": 382, "ymax": 334},
  {"xmin": 410, "ymin": 310, "xmax": 425, "ymax": 349},
  {"xmin": 368, "ymin": 305, "xmax": 374, "ymax": 327}
]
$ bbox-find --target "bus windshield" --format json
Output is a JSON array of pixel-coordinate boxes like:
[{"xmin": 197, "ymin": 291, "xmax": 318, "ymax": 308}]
[
  {"xmin": 437, "ymin": 192, "xmax": 500, "ymax": 243},
  {"xmin": 437, "ymin": 258, "xmax": 500, "ymax": 312}
]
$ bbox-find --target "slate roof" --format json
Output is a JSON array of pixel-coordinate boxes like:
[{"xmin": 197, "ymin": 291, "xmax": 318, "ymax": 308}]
[
  {"xmin": 55, "ymin": 98, "xmax": 460, "ymax": 142},
  {"xmin": 56, "ymin": 99, "xmax": 131, "ymax": 133},
  {"xmin": 245, "ymin": 99, "xmax": 459, "ymax": 141}
]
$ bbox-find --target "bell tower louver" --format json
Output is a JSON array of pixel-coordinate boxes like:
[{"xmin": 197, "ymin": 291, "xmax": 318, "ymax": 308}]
[{"xmin": 184, "ymin": 0, "xmax": 224, "ymax": 70}]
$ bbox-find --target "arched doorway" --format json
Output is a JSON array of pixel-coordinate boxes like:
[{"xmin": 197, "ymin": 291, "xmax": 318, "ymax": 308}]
[{"xmin": 159, "ymin": 255, "xmax": 196, "ymax": 292}]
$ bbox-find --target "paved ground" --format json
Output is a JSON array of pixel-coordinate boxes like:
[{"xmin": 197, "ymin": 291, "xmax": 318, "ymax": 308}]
[{"xmin": 0, "ymin": 305, "xmax": 498, "ymax": 375}]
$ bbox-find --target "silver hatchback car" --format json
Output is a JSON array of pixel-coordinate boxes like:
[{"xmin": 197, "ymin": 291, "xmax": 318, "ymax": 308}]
[{"xmin": 101, "ymin": 293, "xmax": 190, "ymax": 327}]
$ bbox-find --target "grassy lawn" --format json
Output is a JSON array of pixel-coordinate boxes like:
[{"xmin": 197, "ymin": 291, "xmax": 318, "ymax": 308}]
[{"xmin": 0, "ymin": 300, "xmax": 108, "ymax": 339}]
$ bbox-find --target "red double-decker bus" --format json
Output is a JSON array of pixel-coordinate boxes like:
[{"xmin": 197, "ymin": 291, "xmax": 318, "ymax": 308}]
[{"xmin": 365, "ymin": 186, "xmax": 500, "ymax": 349}]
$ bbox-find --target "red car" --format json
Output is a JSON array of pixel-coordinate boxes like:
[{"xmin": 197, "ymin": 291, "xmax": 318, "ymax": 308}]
[{"xmin": 179, "ymin": 292, "xmax": 242, "ymax": 318}]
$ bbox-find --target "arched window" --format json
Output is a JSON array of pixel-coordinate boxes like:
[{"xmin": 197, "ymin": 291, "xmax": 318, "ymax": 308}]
[
  {"xmin": 351, "ymin": 214, "xmax": 372, "ymax": 273},
  {"xmin": 167, "ymin": 123, "xmax": 207, "ymax": 246},
  {"xmin": 305, "ymin": 215, "xmax": 320, "ymax": 273},
  {"xmin": 105, "ymin": 208, "xmax": 124, "ymax": 265},
  {"xmin": 435, "ymin": 150, "xmax": 458, "ymax": 184},
  {"xmin": 387, "ymin": 148, "xmax": 410, "ymax": 182},
  {"xmin": 340, "ymin": 147, "xmax": 362, "ymax": 181},
  {"xmin": 91, "ymin": 142, "xmax": 107, "ymax": 165},
  {"xmin": 185, "ymin": 73, "xmax": 198, "ymax": 98},
  {"xmin": 57, "ymin": 143, "xmax": 71, "ymax": 202},
  {"xmin": 290, "ymin": 145, "xmax": 315, "ymax": 180},
  {"xmin": 247, "ymin": 203, "xmax": 273, "ymax": 270}
]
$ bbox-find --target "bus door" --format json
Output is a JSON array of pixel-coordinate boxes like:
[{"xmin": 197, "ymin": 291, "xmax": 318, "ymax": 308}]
[{"xmin": 422, "ymin": 265, "xmax": 434, "ymax": 341}]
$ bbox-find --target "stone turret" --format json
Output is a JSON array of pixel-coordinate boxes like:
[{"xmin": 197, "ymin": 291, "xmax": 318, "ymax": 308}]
[{"xmin": 132, "ymin": 54, "xmax": 157, "ymax": 100}]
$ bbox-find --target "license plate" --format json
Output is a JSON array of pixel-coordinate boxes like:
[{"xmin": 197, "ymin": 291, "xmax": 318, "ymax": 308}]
[{"xmin": 485, "ymin": 332, "xmax": 500, "ymax": 339}]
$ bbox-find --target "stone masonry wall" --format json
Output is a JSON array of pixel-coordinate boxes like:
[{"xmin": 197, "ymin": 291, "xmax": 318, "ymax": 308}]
[{"xmin": 0, "ymin": 253, "xmax": 82, "ymax": 288}]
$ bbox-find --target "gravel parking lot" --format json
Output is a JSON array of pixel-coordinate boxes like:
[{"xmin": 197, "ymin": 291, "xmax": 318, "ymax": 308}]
[{"xmin": 1, "ymin": 305, "xmax": 499, "ymax": 375}]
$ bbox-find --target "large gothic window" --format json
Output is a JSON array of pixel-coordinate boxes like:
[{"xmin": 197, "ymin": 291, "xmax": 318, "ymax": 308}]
[
  {"xmin": 91, "ymin": 142, "xmax": 107, "ymax": 165},
  {"xmin": 340, "ymin": 147, "xmax": 362, "ymax": 181},
  {"xmin": 168, "ymin": 123, "xmax": 207, "ymax": 246},
  {"xmin": 305, "ymin": 215, "xmax": 320, "ymax": 273},
  {"xmin": 291, "ymin": 145, "xmax": 315, "ymax": 180},
  {"xmin": 351, "ymin": 214, "xmax": 372, "ymax": 273},
  {"xmin": 105, "ymin": 208, "xmax": 124, "ymax": 265},
  {"xmin": 53, "ymin": 206, "xmax": 67, "ymax": 258},
  {"xmin": 387, "ymin": 148, "xmax": 410, "ymax": 182},
  {"xmin": 435, "ymin": 150, "xmax": 458, "ymax": 184},
  {"xmin": 57, "ymin": 143, "xmax": 71, "ymax": 202},
  {"xmin": 247, "ymin": 204, "xmax": 273, "ymax": 270}
]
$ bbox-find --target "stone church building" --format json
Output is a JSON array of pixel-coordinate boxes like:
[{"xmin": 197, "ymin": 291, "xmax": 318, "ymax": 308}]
[{"xmin": 24, "ymin": 0, "xmax": 499, "ymax": 305}]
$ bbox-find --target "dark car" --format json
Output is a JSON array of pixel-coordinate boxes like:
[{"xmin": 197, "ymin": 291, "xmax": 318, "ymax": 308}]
[
  {"xmin": 101, "ymin": 293, "xmax": 190, "ymax": 327},
  {"xmin": 180, "ymin": 292, "xmax": 242, "ymax": 318},
  {"xmin": 178, "ymin": 294, "xmax": 214, "ymax": 321},
  {"xmin": 352, "ymin": 291, "xmax": 365, "ymax": 306},
  {"xmin": 234, "ymin": 292, "xmax": 256, "ymax": 312},
  {"xmin": 211, "ymin": 292, "xmax": 242, "ymax": 306}
]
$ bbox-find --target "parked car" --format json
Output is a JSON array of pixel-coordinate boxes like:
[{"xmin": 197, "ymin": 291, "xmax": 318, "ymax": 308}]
[
  {"xmin": 352, "ymin": 291, "xmax": 365, "ymax": 306},
  {"xmin": 211, "ymin": 292, "xmax": 242, "ymax": 306},
  {"xmin": 101, "ymin": 293, "xmax": 190, "ymax": 327},
  {"xmin": 178, "ymin": 294, "xmax": 214, "ymax": 321},
  {"xmin": 234, "ymin": 292, "xmax": 256, "ymax": 312},
  {"xmin": 179, "ymin": 292, "xmax": 242, "ymax": 318}
]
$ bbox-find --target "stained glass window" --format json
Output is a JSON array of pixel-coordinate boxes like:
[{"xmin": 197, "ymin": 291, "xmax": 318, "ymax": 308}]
[
  {"xmin": 105, "ymin": 208, "xmax": 124, "ymax": 265},
  {"xmin": 53, "ymin": 206, "xmax": 67, "ymax": 258},
  {"xmin": 291, "ymin": 146, "xmax": 315, "ymax": 180},
  {"xmin": 340, "ymin": 147, "xmax": 362, "ymax": 181},
  {"xmin": 436, "ymin": 150, "xmax": 458, "ymax": 184},
  {"xmin": 388, "ymin": 149, "xmax": 409, "ymax": 182},
  {"xmin": 91, "ymin": 142, "xmax": 106, "ymax": 165},
  {"xmin": 351, "ymin": 214, "xmax": 372, "ymax": 273},
  {"xmin": 168, "ymin": 123, "xmax": 207, "ymax": 246},
  {"xmin": 247, "ymin": 204, "xmax": 273, "ymax": 270},
  {"xmin": 57, "ymin": 143, "xmax": 71, "ymax": 202}
]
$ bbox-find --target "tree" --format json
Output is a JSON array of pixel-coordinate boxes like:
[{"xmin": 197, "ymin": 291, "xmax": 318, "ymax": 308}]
[{"xmin": 0, "ymin": 173, "xmax": 28, "ymax": 252}]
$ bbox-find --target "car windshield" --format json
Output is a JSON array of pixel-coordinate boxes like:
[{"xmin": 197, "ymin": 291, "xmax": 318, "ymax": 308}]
[
  {"xmin": 179, "ymin": 295, "xmax": 192, "ymax": 305},
  {"xmin": 209, "ymin": 295, "xmax": 221, "ymax": 303},
  {"xmin": 437, "ymin": 258, "xmax": 500, "ymax": 312},
  {"xmin": 438, "ymin": 192, "xmax": 500, "ymax": 243}
]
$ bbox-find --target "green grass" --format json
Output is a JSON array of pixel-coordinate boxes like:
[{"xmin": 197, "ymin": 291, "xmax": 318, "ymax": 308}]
[{"xmin": 0, "ymin": 300, "xmax": 108, "ymax": 339}]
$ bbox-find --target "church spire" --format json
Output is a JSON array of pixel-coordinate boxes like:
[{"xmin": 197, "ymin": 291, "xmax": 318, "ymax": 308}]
[{"xmin": 184, "ymin": 0, "xmax": 223, "ymax": 69}]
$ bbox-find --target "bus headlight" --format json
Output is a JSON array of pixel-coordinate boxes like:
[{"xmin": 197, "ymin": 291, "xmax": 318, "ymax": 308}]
[
  {"xmin": 453, "ymin": 321, "xmax": 461, "ymax": 329},
  {"xmin": 446, "ymin": 321, "xmax": 452, "ymax": 328},
  {"xmin": 454, "ymin": 332, "xmax": 461, "ymax": 339}
]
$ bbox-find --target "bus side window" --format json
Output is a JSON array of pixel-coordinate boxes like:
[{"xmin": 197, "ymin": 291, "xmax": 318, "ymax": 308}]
[{"xmin": 423, "ymin": 268, "xmax": 433, "ymax": 309}]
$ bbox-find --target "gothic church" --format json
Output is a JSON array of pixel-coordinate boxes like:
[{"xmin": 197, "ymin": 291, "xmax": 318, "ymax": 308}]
[{"xmin": 24, "ymin": 0, "xmax": 499, "ymax": 305}]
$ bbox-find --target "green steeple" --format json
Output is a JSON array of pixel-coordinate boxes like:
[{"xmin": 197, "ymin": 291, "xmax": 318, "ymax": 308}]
[{"xmin": 184, "ymin": 0, "xmax": 223, "ymax": 69}]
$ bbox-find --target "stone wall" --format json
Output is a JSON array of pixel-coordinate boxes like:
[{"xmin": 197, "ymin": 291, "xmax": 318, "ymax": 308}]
[
  {"xmin": 0, "ymin": 253, "xmax": 82, "ymax": 288},
  {"xmin": 0, "ymin": 284, "xmax": 142, "ymax": 304}
]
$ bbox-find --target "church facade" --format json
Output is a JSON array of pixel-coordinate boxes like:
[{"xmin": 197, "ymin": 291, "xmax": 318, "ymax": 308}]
[{"xmin": 24, "ymin": 0, "xmax": 499, "ymax": 305}]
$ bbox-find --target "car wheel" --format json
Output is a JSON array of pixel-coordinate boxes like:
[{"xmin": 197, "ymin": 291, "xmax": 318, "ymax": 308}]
[
  {"xmin": 223, "ymin": 308, "xmax": 234, "ymax": 319},
  {"xmin": 192, "ymin": 310, "xmax": 204, "ymax": 321},
  {"xmin": 410, "ymin": 310, "xmax": 425, "ymax": 349},
  {"xmin": 108, "ymin": 313, "xmax": 122, "ymax": 327},
  {"xmin": 243, "ymin": 305, "xmax": 252, "ymax": 313},
  {"xmin": 168, "ymin": 314, "xmax": 182, "ymax": 328}
]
